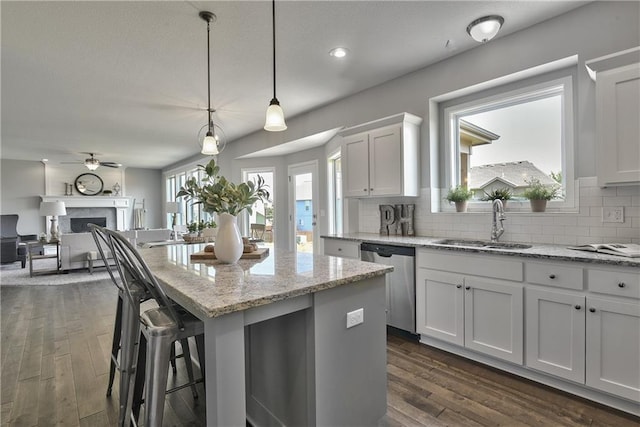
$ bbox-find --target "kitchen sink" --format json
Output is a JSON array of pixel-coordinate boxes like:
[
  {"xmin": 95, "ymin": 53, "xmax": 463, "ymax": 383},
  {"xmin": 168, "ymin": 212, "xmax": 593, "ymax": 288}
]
[
  {"xmin": 434, "ymin": 239, "xmax": 532, "ymax": 250},
  {"xmin": 434, "ymin": 239, "xmax": 488, "ymax": 248}
]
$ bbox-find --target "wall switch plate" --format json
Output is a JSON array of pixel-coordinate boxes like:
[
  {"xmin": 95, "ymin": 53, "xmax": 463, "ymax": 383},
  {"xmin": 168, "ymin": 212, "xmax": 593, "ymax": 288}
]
[
  {"xmin": 346, "ymin": 308, "xmax": 364, "ymax": 328},
  {"xmin": 602, "ymin": 207, "xmax": 624, "ymax": 223}
]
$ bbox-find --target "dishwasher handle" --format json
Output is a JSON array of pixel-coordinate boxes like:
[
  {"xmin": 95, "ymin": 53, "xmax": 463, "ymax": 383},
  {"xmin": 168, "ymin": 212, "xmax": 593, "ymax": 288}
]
[{"xmin": 360, "ymin": 242, "xmax": 415, "ymax": 257}]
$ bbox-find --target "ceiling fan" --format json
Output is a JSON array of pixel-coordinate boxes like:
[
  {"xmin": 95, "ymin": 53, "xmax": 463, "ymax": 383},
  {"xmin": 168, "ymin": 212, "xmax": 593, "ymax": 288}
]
[{"xmin": 61, "ymin": 153, "xmax": 122, "ymax": 170}]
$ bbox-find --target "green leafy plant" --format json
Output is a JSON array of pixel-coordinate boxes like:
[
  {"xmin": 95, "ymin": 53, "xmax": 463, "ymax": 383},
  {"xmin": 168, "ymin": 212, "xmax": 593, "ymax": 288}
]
[
  {"xmin": 177, "ymin": 158, "xmax": 270, "ymax": 216},
  {"xmin": 522, "ymin": 178, "xmax": 560, "ymax": 200},
  {"xmin": 445, "ymin": 185, "xmax": 474, "ymax": 203},
  {"xmin": 481, "ymin": 187, "xmax": 513, "ymax": 202},
  {"xmin": 187, "ymin": 222, "xmax": 199, "ymax": 233}
]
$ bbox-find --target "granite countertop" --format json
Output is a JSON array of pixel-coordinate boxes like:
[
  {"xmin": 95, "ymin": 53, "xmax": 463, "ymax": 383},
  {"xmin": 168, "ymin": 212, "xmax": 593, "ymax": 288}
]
[
  {"xmin": 322, "ymin": 233, "xmax": 640, "ymax": 268},
  {"xmin": 139, "ymin": 244, "xmax": 393, "ymax": 320}
]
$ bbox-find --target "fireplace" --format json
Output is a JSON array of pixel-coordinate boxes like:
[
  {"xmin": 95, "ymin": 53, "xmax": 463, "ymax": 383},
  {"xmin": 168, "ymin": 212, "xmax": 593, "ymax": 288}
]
[{"xmin": 70, "ymin": 217, "xmax": 107, "ymax": 233}]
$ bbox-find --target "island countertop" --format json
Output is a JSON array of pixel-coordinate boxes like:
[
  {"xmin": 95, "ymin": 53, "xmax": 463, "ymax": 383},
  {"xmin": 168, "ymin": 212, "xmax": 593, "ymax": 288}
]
[{"xmin": 139, "ymin": 244, "xmax": 393, "ymax": 320}]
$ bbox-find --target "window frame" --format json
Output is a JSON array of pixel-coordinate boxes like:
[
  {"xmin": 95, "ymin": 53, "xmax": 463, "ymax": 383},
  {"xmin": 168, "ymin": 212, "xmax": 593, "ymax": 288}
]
[
  {"xmin": 441, "ymin": 74, "xmax": 576, "ymax": 212},
  {"xmin": 327, "ymin": 149, "xmax": 343, "ymax": 235}
]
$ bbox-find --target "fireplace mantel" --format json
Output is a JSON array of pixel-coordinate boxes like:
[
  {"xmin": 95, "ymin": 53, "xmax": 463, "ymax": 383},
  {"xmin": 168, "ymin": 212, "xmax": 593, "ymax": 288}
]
[
  {"xmin": 40, "ymin": 196, "xmax": 130, "ymax": 208},
  {"xmin": 40, "ymin": 196, "xmax": 131, "ymax": 230}
]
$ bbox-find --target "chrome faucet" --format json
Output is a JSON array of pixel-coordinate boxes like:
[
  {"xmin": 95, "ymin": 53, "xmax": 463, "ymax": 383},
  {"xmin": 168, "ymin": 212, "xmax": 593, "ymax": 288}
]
[{"xmin": 491, "ymin": 199, "xmax": 506, "ymax": 242}]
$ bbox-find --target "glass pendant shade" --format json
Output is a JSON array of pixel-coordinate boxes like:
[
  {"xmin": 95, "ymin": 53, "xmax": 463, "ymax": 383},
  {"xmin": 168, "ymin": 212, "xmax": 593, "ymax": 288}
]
[
  {"xmin": 467, "ymin": 15, "xmax": 504, "ymax": 43},
  {"xmin": 201, "ymin": 131, "xmax": 219, "ymax": 155},
  {"xmin": 264, "ymin": 99, "xmax": 287, "ymax": 131}
]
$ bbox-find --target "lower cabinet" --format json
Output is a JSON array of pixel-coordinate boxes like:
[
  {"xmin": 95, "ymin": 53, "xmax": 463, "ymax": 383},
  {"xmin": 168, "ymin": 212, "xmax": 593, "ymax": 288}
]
[
  {"xmin": 416, "ymin": 267, "xmax": 523, "ymax": 364},
  {"xmin": 585, "ymin": 296, "xmax": 640, "ymax": 402},
  {"xmin": 526, "ymin": 288, "xmax": 640, "ymax": 401},
  {"xmin": 525, "ymin": 287, "xmax": 586, "ymax": 383},
  {"xmin": 418, "ymin": 249, "xmax": 640, "ymax": 410}
]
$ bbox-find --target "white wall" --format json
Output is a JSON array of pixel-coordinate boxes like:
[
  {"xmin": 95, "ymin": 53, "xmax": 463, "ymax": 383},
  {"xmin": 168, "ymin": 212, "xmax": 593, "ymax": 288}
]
[
  {"xmin": 0, "ymin": 160, "xmax": 46, "ymax": 235},
  {"xmin": 0, "ymin": 159, "xmax": 164, "ymax": 232}
]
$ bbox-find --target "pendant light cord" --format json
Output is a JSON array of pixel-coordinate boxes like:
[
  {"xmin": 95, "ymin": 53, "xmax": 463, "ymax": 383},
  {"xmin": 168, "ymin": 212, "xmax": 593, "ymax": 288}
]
[
  {"xmin": 272, "ymin": 0, "xmax": 277, "ymax": 100},
  {"xmin": 207, "ymin": 18, "xmax": 212, "ymax": 130}
]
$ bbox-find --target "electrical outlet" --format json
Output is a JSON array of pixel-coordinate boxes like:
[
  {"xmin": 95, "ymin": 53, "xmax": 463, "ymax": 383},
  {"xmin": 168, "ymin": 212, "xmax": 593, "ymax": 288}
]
[
  {"xmin": 602, "ymin": 207, "xmax": 624, "ymax": 223},
  {"xmin": 346, "ymin": 308, "xmax": 364, "ymax": 329}
]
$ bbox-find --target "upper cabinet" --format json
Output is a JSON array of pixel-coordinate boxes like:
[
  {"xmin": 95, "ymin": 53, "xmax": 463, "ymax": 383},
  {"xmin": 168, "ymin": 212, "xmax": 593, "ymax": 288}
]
[
  {"xmin": 586, "ymin": 47, "xmax": 640, "ymax": 187},
  {"xmin": 340, "ymin": 113, "xmax": 422, "ymax": 198}
]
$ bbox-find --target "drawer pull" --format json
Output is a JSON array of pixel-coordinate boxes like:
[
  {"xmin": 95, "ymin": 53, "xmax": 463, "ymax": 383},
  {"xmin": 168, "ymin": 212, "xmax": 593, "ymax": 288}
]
[
  {"xmin": 549, "ymin": 274, "xmax": 556, "ymax": 279},
  {"xmin": 575, "ymin": 305, "xmax": 581, "ymax": 310},
  {"xmin": 589, "ymin": 307, "xmax": 596, "ymax": 313},
  {"xmin": 465, "ymin": 286, "xmax": 471, "ymax": 290},
  {"xmin": 337, "ymin": 248, "xmax": 342, "ymax": 251},
  {"xmin": 618, "ymin": 282, "xmax": 626, "ymax": 288},
  {"xmin": 456, "ymin": 284, "xmax": 462, "ymax": 289}
]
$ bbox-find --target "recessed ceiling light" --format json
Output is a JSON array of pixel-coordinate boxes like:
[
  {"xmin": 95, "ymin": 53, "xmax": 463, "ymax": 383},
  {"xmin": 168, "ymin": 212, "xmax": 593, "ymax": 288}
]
[{"xmin": 329, "ymin": 47, "xmax": 349, "ymax": 59}]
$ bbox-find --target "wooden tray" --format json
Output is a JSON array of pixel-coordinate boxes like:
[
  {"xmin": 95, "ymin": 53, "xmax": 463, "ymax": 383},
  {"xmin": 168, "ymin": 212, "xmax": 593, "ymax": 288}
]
[{"xmin": 190, "ymin": 247, "xmax": 269, "ymax": 261}]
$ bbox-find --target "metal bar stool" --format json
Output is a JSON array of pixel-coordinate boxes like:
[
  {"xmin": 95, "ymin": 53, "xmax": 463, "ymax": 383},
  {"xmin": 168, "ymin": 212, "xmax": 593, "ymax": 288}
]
[{"xmin": 103, "ymin": 228, "xmax": 205, "ymax": 427}]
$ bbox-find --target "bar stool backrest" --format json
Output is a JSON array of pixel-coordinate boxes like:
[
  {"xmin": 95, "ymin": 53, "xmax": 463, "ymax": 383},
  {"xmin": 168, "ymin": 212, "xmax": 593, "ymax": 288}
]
[{"xmin": 104, "ymin": 228, "xmax": 186, "ymax": 331}]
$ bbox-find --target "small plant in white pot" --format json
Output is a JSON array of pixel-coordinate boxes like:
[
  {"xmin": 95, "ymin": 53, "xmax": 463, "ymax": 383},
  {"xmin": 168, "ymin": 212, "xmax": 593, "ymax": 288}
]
[
  {"xmin": 522, "ymin": 178, "xmax": 560, "ymax": 212},
  {"xmin": 481, "ymin": 187, "xmax": 513, "ymax": 209},
  {"xmin": 445, "ymin": 185, "xmax": 474, "ymax": 212}
]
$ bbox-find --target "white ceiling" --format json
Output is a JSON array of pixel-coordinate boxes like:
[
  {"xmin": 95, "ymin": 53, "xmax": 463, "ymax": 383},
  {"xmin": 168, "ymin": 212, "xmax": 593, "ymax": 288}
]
[{"xmin": 1, "ymin": 1, "xmax": 588, "ymax": 170}]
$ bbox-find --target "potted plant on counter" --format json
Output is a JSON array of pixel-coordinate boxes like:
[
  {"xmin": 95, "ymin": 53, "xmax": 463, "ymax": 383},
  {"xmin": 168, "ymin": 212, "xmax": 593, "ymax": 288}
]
[
  {"xmin": 178, "ymin": 158, "xmax": 270, "ymax": 263},
  {"xmin": 522, "ymin": 178, "xmax": 560, "ymax": 212},
  {"xmin": 445, "ymin": 185, "xmax": 474, "ymax": 212},
  {"xmin": 481, "ymin": 187, "xmax": 513, "ymax": 209}
]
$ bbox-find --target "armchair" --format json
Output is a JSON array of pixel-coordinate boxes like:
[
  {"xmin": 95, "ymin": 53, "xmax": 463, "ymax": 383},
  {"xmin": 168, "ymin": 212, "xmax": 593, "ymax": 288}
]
[{"xmin": 1, "ymin": 214, "xmax": 42, "ymax": 268}]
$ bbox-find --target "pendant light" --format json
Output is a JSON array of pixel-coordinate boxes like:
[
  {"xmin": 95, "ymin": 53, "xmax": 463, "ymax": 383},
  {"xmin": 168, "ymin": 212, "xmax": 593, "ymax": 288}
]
[
  {"xmin": 264, "ymin": 0, "xmax": 287, "ymax": 131},
  {"xmin": 199, "ymin": 11, "xmax": 225, "ymax": 155}
]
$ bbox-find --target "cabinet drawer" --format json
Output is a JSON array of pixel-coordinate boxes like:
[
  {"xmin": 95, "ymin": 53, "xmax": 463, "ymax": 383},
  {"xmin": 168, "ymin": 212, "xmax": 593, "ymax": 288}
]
[
  {"xmin": 417, "ymin": 249, "xmax": 523, "ymax": 282},
  {"xmin": 323, "ymin": 239, "xmax": 360, "ymax": 259},
  {"xmin": 587, "ymin": 268, "xmax": 640, "ymax": 299},
  {"xmin": 526, "ymin": 262, "xmax": 583, "ymax": 290}
]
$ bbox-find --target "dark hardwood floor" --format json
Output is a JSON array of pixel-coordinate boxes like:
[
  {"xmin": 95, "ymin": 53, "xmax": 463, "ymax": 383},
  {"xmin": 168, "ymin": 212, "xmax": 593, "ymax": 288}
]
[{"xmin": 2, "ymin": 282, "xmax": 638, "ymax": 426}]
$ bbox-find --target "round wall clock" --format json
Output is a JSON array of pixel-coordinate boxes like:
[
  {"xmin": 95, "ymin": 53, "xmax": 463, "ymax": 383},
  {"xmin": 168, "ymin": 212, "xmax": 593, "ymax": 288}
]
[{"xmin": 74, "ymin": 173, "xmax": 104, "ymax": 196}]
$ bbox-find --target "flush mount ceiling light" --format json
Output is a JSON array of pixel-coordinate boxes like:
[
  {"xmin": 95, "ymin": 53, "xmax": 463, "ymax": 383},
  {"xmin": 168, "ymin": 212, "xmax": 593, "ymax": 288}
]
[
  {"xmin": 264, "ymin": 0, "xmax": 287, "ymax": 132},
  {"xmin": 329, "ymin": 47, "xmax": 349, "ymax": 59},
  {"xmin": 199, "ymin": 11, "xmax": 226, "ymax": 155},
  {"xmin": 466, "ymin": 15, "xmax": 504, "ymax": 43}
]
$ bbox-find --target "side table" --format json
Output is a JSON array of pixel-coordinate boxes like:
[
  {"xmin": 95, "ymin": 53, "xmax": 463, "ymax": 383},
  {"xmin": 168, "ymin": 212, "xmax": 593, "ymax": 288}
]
[{"xmin": 29, "ymin": 241, "xmax": 60, "ymax": 277}]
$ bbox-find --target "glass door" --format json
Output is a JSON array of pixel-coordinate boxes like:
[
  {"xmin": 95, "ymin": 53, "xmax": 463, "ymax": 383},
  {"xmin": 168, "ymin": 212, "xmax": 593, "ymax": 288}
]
[{"xmin": 288, "ymin": 161, "xmax": 319, "ymax": 254}]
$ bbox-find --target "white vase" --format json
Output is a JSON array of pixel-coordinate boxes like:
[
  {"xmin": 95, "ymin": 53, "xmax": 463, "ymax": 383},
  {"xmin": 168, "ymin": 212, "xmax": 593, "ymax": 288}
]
[{"xmin": 214, "ymin": 213, "xmax": 243, "ymax": 264}]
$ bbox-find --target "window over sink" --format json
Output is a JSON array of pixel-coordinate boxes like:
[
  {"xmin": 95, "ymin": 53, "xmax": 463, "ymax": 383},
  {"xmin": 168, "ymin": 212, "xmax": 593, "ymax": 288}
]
[{"xmin": 433, "ymin": 63, "xmax": 577, "ymax": 212}]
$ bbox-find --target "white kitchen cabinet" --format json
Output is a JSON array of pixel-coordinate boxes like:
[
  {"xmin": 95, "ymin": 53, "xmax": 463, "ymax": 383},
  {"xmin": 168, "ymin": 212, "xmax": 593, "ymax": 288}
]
[
  {"xmin": 416, "ymin": 268, "xmax": 464, "ymax": 345},
  {"xmin": 525, "ymin": 287, "xmax": 586, "ymax": 383},
  {"xmin": 586, "ymin": 48, "xmax": 640, "ymax": 186},
  {"xmin": 586, "ymin": 296, "xmax": 640, "ymax": 402},
  {"xmin": 322, "ymin": 238, "xmax": 360, "ymax": 259},
  {"xmin": 341, "ymin": 113, "xmax": 421, "ymax": 198},
  {"xmin": 416, "ymin": 250, "xmax": 523, "ymax": 364}
]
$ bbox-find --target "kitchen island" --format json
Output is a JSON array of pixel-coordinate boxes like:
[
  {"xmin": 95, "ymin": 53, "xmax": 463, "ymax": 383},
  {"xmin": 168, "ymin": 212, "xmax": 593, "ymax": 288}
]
[{"xmin": 140, "ymin": 244, "xmax": 392, "ymax": 427}]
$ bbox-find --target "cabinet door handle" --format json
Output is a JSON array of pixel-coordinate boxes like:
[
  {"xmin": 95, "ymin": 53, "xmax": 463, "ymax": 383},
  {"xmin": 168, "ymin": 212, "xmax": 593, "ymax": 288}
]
[
  {"xmin": 370, "ymin": 188, "xmax": 374, "ymax": 191},
  {"xmin": 465, "ymin": 286, "xmax": 471, "ymax": 290},
  {"xmin": 549, "ymin": 274, "xmax": 556, "ymax": 279},
  {"xmin": 363, "ymin": 188, "xmax": 368, "ymax": 192},
  {"xmin": 589, "ymin": 307, "xmax": 596, "ymax": 313},
  {"xmin": 574, "ymin": 305, "xmax": 581, "ymax": 310},
  {"xmin": 337, "ymin": 248, "xmax": 342, "ymax": 251},
  {"xmin": 618, "ymin": 282, "xmax": 626, "ymax": 288},
  {"xmin": 456, "ymin": 284, "xmax": 462, "ymax": 289}
]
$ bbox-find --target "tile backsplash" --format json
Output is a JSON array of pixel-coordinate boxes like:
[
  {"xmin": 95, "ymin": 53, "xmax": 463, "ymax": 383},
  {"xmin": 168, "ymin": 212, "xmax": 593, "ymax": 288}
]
[{"xmin": 358, "ymin": 177, "xmax": 640, "ymax": 245}]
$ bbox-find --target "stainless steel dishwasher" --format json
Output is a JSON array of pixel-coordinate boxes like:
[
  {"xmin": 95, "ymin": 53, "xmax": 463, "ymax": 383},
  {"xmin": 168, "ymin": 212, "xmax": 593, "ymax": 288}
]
[{"xmin": 360, "ymin": 243, "xmax": 416, "ymax": 333}]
